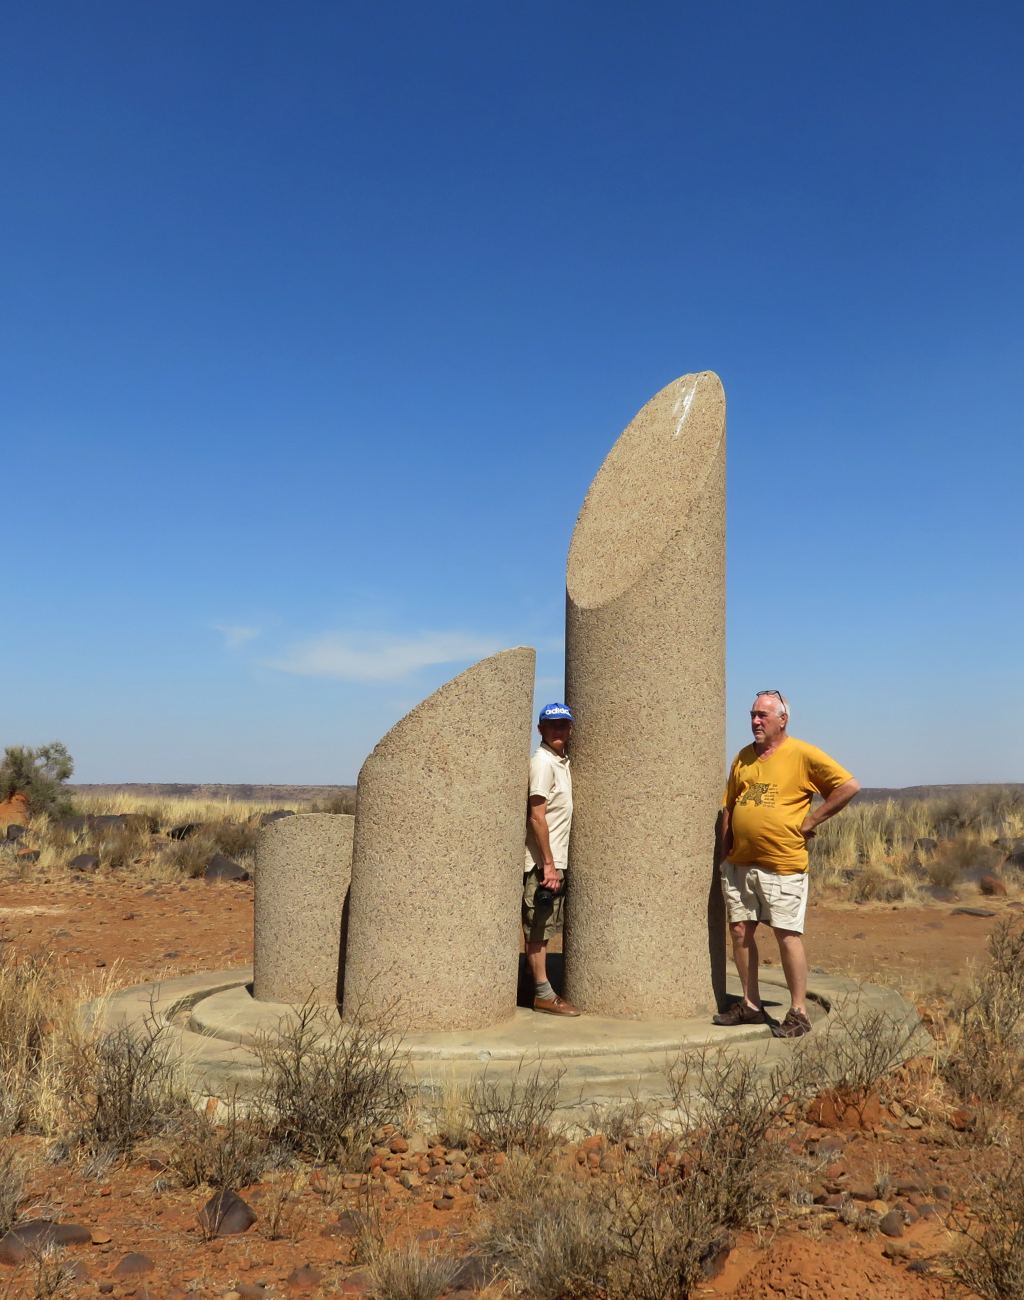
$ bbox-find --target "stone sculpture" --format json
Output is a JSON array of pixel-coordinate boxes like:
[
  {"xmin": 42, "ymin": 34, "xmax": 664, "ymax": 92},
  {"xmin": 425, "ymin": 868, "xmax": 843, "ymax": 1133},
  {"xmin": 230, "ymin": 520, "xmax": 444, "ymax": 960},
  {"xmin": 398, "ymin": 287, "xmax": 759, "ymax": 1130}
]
[
  {"xmin": 343, "ymin": 647, "xmax": 535, "ymax": 1031},
  {"xmin": 253, "ymin": 813, "xmax": 354, "ymax": 1004},
  {"xmin": 564, "ymin": 371, "xmax": 726, "ymax": 1018}
]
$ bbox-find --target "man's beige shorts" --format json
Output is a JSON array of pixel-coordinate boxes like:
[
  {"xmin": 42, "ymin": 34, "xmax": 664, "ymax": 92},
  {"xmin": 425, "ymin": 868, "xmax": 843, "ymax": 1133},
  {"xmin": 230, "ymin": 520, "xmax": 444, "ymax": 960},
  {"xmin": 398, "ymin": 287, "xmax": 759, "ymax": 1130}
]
[
  {"xmin": 522, "ymin": 867, "xmax": 565, "ymax": 943},
  {"xmin": 720, "ymin": 863, "xmax": 809, "ymax": 933}
]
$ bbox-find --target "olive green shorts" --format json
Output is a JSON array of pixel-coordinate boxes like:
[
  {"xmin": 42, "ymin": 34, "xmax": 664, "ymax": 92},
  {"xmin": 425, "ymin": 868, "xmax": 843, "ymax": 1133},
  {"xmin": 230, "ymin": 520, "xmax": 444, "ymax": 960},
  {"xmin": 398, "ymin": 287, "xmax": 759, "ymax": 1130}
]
[{"xmin": 522, "ymin": 867, "xmax": 565, "ymax": 943}]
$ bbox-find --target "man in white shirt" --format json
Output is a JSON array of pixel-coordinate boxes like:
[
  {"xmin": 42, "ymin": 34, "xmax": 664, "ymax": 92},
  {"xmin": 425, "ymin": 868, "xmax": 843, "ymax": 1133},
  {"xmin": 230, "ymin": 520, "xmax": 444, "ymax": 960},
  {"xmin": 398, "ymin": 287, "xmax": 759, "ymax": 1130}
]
[{"xmin": 524, "ymin": 702, "xmax": 582, "ymax": 1016}]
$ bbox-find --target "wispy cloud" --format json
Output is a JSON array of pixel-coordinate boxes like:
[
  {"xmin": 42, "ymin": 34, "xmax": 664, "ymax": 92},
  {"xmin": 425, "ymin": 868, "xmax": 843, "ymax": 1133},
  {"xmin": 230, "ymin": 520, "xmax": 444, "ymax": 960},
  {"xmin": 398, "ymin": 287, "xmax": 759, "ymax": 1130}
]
[
  {"xmin": 266, "ymin": 630, "xmax": 503, "ymax": 682},
  {"xmin": 214, "ymin": 623, "xmax": 261, "ymax": 649}
]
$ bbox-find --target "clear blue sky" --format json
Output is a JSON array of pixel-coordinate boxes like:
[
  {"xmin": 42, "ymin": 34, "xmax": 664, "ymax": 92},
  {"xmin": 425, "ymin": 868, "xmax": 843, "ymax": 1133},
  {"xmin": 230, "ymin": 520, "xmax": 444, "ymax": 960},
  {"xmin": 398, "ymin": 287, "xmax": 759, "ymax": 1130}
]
[{"xmin": 3, "ymin": 2, "xmax": 1021, "ymax": 787}]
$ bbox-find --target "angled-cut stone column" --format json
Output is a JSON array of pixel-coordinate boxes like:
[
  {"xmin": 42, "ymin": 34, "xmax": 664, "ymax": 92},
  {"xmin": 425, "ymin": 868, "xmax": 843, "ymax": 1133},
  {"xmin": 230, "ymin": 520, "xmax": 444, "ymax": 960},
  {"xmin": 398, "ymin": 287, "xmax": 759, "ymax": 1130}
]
[
  {"xmin": 564, "ymin": 371, "xmax": 725, "ymax": 1018},
  {"xmin": 253, "ymin": 813, "xmax": 354, "ymax": 1005},
  {"xmin": 343, "ymin": 648, "xmax": 535, "ymax": 1031}
]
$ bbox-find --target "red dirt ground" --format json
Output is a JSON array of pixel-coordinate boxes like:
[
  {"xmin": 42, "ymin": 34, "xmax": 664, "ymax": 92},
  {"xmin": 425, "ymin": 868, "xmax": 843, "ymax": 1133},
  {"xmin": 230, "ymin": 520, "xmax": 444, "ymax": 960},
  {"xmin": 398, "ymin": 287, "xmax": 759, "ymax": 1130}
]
[{"xmin": 1, "ymin": 873, "xmax": 1012, "ymax": 1298}]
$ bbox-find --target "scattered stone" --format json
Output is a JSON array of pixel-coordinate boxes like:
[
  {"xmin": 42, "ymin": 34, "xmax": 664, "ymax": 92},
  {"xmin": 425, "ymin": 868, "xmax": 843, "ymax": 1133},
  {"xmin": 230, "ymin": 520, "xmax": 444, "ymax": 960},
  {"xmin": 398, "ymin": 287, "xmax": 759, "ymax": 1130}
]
[
  {"xmin": 932, "ymin": 1184, "xmax": 952, "ymax": 1200},
  {"xmin": 286, "ymin": 1265, "xmax": 321, "ymax": 1290},
  {"xmin": 199, "ymin": 1189, "xmax": 257, "ymax": 1236},
  {"xmin": 882, "ymin": 1239, "xmax": 913, "ymax": 1259},
  {"xmin": 389, "ymin": 1136, "xmax": 409, "ymax": 1154},
  {"xmin": 336, "ymin": 1272, "xmax": 372, "ymax": 1295},
  {"xmin": 907, "ymin": 1258, "xmax": 935, "ymax": 1274},
  {"xmin": 236, "ymin": 1286, "xmax": 268, "ymax": 1299},
  {"xmin": 0, "ymin": 1220, "xmax": 92, "ymax": 1263},
  {"xmin": 98, "ymin": 1285, "xmax": 114, "ymax": 1295},
  {"xmin": 57, "ymin": 814, "xmax": 88, "ymax": 833},
  {"xmin": 69, "ymin": 853, "xmax": 100, "ymax": 872},
  {"xmin": 91, "ymin": 1229, "xmax": 112, "ymax": 1244},
  {"xmin": 868, "ymin": 1199, "xmax": 890, "ymax": 1216},
  {"xmin": 904, "ymin": 1115, "xmax": 924, "ymax": 1129},
  {"xmin": 113, "ymin": 1252, "xmax": 156, "ymax": 1278},
  {"xmin": 90, "ymin": 814, "xmax": 127, "ymax": 830},
  {"xmin": 445, "ymin": 1149, "xmax": 469, "ymax": 1165},
  {"xmin": 931, "ymin": 887, "xmax": 959, "ymax": 903},
  {"xmin": 204, "ymin": 853, "xmax": 250, "ymax": 883},
  {"xmin": 449, "ymin": 1255, "xmax": 493, "ymax": 1290},
  {"xmin": 399, "ymin": 1171, "xmax": 421, "ymax": 1190},
  {"xmin": 433, "ymin": 1196, "xmax": 456, "ymax": 1211},
  {"xmin": 5, "ymin": 824, "xmax": 26, "ymax": 841},
  {"xmin": 169, "ymin": 822, "xmax": 202, "ymax": 840},
  {"xmin": 334, "ymin": 1211, "xmax": 363, "ymax": 1237},
  {"xmin": 15, "ymin": 849, "xmax": 39, "ymax": 862},
  {"xmin": 951, "ymin": 907, "xmax": 996, "ymax": 918},
  {"xmin": 979, "ymin": 874, "xmax": 1007, "ymax": 896},
  {"xmin": 879, "ymin": 1209, "xmax": 904, "ymax": 1237},
  {"xmin": 914, "ymin": 837, "xmax": 938, "ymax": 855},
  {"xmin": 259, "ymin": 810, "xmax": 295, "ymax": 826},
  {"xmin": 1008, "ymin": 901, "xmax": 1024, "ymax": 912}
]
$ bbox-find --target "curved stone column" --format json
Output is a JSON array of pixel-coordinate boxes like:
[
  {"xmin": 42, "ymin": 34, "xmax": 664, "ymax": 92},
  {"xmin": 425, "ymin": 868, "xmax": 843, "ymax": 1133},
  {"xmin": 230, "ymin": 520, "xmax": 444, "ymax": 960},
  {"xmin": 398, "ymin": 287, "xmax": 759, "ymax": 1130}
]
[
  {"xmin": 343, "ymin": 648, "xmax": 535, "ymax": 1031},
  {"xmin": 564, "ymin": 371, "xmax": 725, "ymax": 1018},
  {"xmin": 253, "ymin": 813, "xmax": 354, "ymax": 1005}
]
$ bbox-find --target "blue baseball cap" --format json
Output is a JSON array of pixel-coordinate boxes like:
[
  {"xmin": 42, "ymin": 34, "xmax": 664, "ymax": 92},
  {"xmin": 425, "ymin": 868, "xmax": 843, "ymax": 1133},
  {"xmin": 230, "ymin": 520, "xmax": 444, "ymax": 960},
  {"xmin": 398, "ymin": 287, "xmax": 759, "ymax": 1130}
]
[{"xmin": 538, "ymin": 702, "xmax": 574, "ymax": 723}]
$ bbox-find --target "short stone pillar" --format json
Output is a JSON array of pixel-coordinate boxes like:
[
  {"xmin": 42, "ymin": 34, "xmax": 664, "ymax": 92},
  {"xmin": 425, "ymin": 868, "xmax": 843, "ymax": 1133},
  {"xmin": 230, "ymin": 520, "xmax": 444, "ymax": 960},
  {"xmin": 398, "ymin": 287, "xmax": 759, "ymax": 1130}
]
[
  {"xmin": 564, "ymin": 371, "xmax": 726, "ymax": 1018},
  {"xmin": 253, "ymin": 813, "xmax": 354, "ymax": 1005},
  {"xmin": 343, "ymin": 648, "xmax": 535, "ymax": 1031}
]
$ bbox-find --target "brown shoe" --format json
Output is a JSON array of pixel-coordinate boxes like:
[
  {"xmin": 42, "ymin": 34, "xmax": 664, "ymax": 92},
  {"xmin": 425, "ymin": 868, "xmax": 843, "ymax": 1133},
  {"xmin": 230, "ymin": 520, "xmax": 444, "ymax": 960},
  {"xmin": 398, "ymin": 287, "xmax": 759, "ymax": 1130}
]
[
  {"xmin": 712, "ymin": 1001, "xmax": 767, "ymax": 1027},
  {"xmin": 771, "ymin": 1008, "xmax": 812, "ymax": 1038},
  {"xmin": 534, "ymin": 993, "xmax": 582, "ymax": 1017}
]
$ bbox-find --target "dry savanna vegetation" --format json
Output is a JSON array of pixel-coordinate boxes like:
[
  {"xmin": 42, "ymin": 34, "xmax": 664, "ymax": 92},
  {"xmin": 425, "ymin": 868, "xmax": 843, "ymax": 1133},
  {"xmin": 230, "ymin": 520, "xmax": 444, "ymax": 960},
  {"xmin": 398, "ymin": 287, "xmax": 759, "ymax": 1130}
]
[{"xmin": 1, "ymin": 777, "xmax": 1023, "ymax": 1296}]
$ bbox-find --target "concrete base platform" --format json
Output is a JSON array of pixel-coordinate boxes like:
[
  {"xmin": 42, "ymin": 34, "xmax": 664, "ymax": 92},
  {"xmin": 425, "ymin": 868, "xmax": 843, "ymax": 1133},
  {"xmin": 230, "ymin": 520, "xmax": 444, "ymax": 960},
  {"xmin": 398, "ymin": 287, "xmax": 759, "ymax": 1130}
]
[{"xmin": 85, "ymin": 964, "xmax": 928, "ymax": 1120}]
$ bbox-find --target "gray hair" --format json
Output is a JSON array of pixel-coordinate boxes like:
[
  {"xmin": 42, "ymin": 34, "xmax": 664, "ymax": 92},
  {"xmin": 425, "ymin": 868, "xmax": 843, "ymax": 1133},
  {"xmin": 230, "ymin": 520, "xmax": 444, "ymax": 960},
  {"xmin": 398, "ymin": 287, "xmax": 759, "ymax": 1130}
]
[{"xmin": 753, "ymin": 690, "xmax": 789, "ymax": 723}]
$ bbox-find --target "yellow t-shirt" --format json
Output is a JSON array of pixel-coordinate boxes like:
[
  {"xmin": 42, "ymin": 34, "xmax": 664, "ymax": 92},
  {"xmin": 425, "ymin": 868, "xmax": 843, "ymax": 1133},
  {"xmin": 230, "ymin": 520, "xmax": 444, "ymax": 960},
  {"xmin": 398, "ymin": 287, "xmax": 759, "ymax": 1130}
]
[{"xmin": 724, "ymin": 736, "xmax": 853, "ymax": 874}]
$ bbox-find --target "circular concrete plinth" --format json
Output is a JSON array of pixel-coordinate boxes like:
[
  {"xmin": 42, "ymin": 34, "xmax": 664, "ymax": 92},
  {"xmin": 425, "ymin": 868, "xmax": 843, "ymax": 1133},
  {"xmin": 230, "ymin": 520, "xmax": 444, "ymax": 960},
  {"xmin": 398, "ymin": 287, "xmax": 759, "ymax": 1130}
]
[{"xmin": 83, "ymin": 966, "xmax": 929, "ymax": 1118}]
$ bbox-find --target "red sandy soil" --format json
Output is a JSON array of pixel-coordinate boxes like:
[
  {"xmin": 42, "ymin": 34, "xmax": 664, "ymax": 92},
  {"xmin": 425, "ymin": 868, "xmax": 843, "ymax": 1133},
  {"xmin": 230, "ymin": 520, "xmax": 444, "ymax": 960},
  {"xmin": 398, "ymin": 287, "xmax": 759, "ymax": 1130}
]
[{"xmin": 0, "ymin": 873, "xmax": 1012, "ymax": 1298}]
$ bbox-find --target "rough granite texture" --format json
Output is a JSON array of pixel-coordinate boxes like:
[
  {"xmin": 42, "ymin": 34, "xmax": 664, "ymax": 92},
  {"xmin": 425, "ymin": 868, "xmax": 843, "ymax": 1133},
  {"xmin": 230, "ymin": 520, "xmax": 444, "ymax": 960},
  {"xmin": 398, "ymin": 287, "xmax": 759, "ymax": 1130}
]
[
  {"xmin": 564, "ymin": 371, "xmax": 726, "ymax": 1018},
  {"xmin": 343, "ymin": 648, "xmax": 535, "ymax": 1031},
  {"xmin": 252, "ymin": 813, "xmax": 354, "ymax": 1005}
]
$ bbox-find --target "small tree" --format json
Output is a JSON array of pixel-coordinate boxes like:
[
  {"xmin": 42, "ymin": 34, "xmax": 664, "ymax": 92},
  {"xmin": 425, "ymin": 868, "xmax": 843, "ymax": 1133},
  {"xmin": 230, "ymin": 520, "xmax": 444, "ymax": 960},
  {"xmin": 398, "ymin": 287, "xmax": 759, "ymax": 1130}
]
[{"xmin": 0, "ymin": 742, "xmax": 74, "ymax": 816}]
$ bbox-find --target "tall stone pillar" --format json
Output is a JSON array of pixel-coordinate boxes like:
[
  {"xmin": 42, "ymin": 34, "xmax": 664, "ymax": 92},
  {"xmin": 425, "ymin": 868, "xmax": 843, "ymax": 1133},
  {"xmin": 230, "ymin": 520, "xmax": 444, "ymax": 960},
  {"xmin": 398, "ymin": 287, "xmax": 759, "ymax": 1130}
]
[
  {"xmin": 253, "ymin": 813, "xmax": 354, "ymax": 1005},
  {"xmin": 564, "ymin": 371, "xmax": 725, "ymax": 1018},
  {"xmin": 343, "ymin": 648, "xmax": 535, "ymax": 1031}
]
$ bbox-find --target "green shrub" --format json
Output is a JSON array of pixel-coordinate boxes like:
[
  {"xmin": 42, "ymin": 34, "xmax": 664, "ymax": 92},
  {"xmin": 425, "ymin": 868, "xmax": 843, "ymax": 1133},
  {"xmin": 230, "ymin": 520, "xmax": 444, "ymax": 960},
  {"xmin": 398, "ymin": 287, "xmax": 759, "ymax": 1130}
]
[{"xmin": 0, "ymin": 742, "xmax": 74, "ymax": 816}]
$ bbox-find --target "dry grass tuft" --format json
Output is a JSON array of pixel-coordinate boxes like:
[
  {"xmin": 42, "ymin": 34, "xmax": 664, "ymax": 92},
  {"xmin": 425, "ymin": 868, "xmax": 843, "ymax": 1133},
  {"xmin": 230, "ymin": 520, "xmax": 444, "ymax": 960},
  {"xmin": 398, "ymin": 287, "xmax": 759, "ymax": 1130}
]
[
  {"xmin": 951, "ymin": 1153, "xmax": 1024, "ymax": 1299},
  {"xmin": 0, "ymin": 946, "xmax": 78, "ymax": 1137},
  {"xmin": 467, "ymin": 1059, "xmax": 564, "ymax": 1156},
  {"xmin": 476, "ymin": 1158, "xmax": 611, "ymax": 1299},
  {"xmin": 941, "ymin": 919, "xmax": 1024, "ymax": 1120},
  {"xmin": 0, "ymin": 1148, "xmax": 26, "ymax": 1235},
  {"xmin": 364, "ymin": 1237, "xmax": 461, "ymax": 1300},
  {"xmin": 60, "ymin": 1012, "xmax": 191, "ymax": 1157},
  {"xmin": 255, "ymin": 997, "xmax": 408, "ymax": 1167},
  {"xmin": 168, "ymin": 1099, "xmax": 282, "ymax": 1189}
]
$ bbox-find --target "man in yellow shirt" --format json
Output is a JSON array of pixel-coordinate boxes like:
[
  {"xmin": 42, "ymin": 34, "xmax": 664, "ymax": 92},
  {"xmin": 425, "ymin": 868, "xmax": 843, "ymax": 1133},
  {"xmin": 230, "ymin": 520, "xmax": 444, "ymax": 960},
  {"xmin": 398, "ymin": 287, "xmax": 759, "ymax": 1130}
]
[{"xmin": 715, "ymin": 690, "xmax": 860, "ymax": 1038}]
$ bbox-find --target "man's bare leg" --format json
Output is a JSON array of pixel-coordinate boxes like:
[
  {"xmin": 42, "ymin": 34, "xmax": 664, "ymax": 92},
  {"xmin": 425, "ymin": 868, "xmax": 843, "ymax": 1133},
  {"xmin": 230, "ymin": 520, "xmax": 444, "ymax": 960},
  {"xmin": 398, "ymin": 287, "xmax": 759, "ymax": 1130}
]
[
  {"xmin": 728, "ymin": 920, "xmax": 762, "ymax": 1008},
  {"xmin": 773, "ymin": 928, "xmax": 807, "ymax": 1014},
  {"xmin": 526, "ymin": 940, "xmax": 549, "ymax": 987}
]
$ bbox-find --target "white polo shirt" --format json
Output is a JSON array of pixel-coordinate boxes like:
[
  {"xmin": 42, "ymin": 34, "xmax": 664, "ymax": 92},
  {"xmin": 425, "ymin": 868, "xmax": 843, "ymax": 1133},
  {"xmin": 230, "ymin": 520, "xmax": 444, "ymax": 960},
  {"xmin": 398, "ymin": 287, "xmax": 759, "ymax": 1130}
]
[{"xmin": 524, "ymin": 742, "xmax": 573, "ymax": 871}]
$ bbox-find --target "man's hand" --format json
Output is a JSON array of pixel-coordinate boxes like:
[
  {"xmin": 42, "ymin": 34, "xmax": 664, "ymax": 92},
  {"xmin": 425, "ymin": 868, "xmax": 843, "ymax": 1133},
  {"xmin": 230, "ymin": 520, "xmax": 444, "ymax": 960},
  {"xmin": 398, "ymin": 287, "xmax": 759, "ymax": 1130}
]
[
  {"xmin": 799, "ymin": 820, "xmax": 817, "ymax": 842},
  {"xmin": 541, "ymin": 862, "xmax": 561, "ymax": 891}
]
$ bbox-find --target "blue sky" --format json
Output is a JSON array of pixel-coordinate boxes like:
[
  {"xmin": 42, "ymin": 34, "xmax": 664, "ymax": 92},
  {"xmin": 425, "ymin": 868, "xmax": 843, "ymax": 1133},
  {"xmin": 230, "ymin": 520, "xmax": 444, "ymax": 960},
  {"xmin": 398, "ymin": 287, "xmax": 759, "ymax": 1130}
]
[{"xmin": 2, "ymin": 2, "xmax": 1021, "ymax": 787}]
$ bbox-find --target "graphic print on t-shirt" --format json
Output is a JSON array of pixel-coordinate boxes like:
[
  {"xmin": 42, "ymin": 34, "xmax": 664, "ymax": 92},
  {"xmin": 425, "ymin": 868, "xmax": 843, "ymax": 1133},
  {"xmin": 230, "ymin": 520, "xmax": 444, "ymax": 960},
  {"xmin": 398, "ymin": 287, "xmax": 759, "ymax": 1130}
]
[{"xmin": 737, "ymin": 782, "xmax": 776, "ymax": 808}]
